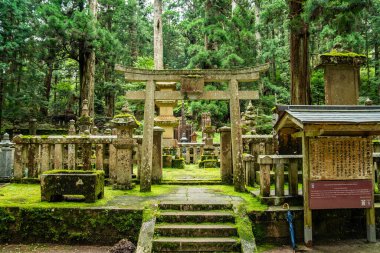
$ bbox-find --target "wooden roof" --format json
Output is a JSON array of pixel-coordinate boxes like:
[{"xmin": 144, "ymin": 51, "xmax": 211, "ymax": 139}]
[{"xmin": 274, "ymin": 105, "xmax": 380, "ymax": 135}]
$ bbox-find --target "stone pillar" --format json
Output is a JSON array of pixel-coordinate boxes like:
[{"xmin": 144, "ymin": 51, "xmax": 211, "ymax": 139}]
[
  {"xmin": 109, "ymin": 128, "xmax": 117, "ymax": 182},
  {"xmin": 152, "ymin": 126, "xmax": 164, "ymax": 184},
  {"xmin": 319, "ymin": 49, "xmax": 366, "ymax": 105},
  {"xmin": 92, "ymin": 126, "xmax": 104, "ymax": 170},
  {"xmin": 193, "ymin": 146, "xmax": 198, "ymax": 164},
  {"xmin": 28, "ymin": 143, "xmax": 38, "ymax": 177},
  {"xmin": 54, "ymin": 143, "xmax": 63, "ymax": 170},
  {"xmin": 243, "ymin": 154, "xmax": 255, "ymax": 187},
  {"xmin": 112, "ymin": 103, "xmax": 139, "ymax": 190},
  {"xmin": 219, "ymin": 126, "xmax": 233, "ymax": 184},
  {"xmin": 40, "ymin": 144, "xmax": 51, "ymax": 173},
  {"xmin": 0, "ymin": 133, "xmax": 14, "ymax": 178},
  {"xmin": 67, "ymin": 120, "xmax": 76, "ymax": 170},
  {"xmin": 81, "ymin": 130, "xmax": 92, "ymax": 170},
  {"xmin": 140, "ymin": 80, "xmax": 155, "ymax": 192},
  {"xmin": 229, "ymin": 79, "xmax": 245, "ymax": 192},
  {"xmin": 185, "ymin": 146, "xmax": 191, "ymax": 164},
  {"xmin": 13, "ymin": 136, "xmax": 24, "ymax": 179},
  {"xmin": 29, "ymin": 118, "xmax": 37, "ymax": 135}
]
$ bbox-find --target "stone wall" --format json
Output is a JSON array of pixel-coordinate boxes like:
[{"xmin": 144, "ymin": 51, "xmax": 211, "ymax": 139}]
[{"xmin": 0, "ymin": 207, "xmax": 143, "ymax": 245}]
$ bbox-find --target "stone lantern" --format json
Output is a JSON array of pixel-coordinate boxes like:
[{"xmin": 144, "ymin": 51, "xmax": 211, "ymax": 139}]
[
  {"xmin": 78, "ymin": 99, "xmax": 93, "ymax": 133},
  {"xmin": 111, "ymin": 102, "xmax": 140, "ymax": 189},
  {"xmin": 319, "ymin": 47, "xmax": 366, "ymax": 105}
]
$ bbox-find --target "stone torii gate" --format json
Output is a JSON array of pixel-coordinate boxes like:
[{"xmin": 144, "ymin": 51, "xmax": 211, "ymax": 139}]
[{"xmin": 116, "ymin": 64, "xmax": 269, "ymax": 192}]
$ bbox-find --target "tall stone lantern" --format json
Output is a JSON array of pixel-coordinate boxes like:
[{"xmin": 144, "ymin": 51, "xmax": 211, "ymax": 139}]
[
  {"xmin": 319, "ymin": 48, "xmax": 366, "ymax": 105},
  {"xmin": 111, "ymin": 103, "xmax": 140, "ymax": 190}
]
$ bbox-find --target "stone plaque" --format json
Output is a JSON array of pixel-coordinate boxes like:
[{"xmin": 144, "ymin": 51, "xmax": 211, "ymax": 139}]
[{"xmin": 310, "ymin": 137, "xmax": 372, "ymax": 180}]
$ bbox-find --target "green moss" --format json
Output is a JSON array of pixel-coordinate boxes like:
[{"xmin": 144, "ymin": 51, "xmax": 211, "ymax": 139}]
[
  {"xmin": 235, "ymin": 204, "xmax": 255, "ymax": 243},
  {"xmin": 113, "ymin": 113, "xmax": 141, "ymax": 126},
  {"xmin": 43, "ymin": 169, "xmax": 105, "ymax": 175},
  {"xmin": 322, "ymin": 50, "xmax": 366, "ymax": 58}
]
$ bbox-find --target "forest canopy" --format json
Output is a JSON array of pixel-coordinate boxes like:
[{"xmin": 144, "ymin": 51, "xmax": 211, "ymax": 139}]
[{"xmin": 1, "ymin": 0, "xmax": 379, "ymax": 134}]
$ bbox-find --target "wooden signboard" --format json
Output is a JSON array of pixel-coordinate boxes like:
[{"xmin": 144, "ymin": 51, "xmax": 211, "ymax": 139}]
[{"xmin": 309, "ymin": 137, "xmax": 373, "ymax": 209}]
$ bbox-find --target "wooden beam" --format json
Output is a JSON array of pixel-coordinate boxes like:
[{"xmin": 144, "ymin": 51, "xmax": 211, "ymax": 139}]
[
  {"xmin": 125, "ymin": 90, "xmax": 259, "ymax": 101},
  {"xmin": 116, "ymin": 64, "xmax": 270, "ymax": 83}
]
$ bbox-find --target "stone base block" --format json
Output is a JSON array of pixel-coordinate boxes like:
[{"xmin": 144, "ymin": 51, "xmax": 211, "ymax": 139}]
[
  {"xmin": 172, "ymin": 158, "xmax": 185, "ymax": 169},
  {"xmin": 163, "ymin": 155, "xmax": 173, "ymax": 168},
  {"xmin": 41, "ymin": 170, "xmax": 105, "ymax": 203},
  {"xmin": 255, "ymin": 194, "xmax": 303, "ymax": 206},
  {"xmin": 199, "ymin": 160, "xmax": 220, "ymax": 169}
]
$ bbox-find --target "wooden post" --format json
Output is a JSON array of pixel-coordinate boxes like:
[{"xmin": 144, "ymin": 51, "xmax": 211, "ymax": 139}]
[
  {"xmin": 140, "ymin": 80, "xmax": 155, "ymax": 192},
  {"xmin": 302, "ymin": 134, "xmax": 312, "ymax": 246},
  {"xmin": 41, "ymin": 144, "xmax": 51, "ymax": 173},
  {"xmin": 289, "ymin": 159, "xmax": 299, "ymax": 196},
  {"xmin": 366, "ymin": 208, "xmax": 376, "ymax": 242},
  {"xmin": 54, "ymin": 144, "xmax": 63, "ymax": 170},
  {"xmin": 274, "ymin": 163, "xmax": 285, "ymax": 197},
  {"xmin": 229, "ymin": 79, "xmax": 245, "ymax": 192},
  {"xmin": 152, "ymin": 126, "xmax": 164, "ymax": 184},
  {"xmin": 219, "ymin": 126, "xmax": 233, "ymax": 184},
  {"xmin": 259, "ymin": 156, "xmax": 272, "ymax": 197}
]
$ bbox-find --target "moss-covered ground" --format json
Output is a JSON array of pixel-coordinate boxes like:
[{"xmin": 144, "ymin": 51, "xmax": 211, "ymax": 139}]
[
  {"xmin": 0, "ymin": 183, "xmax": 267, "ymax": 211},
  {"xmin": 162, "ymin": 164, "xmax": 220, "ymax": 181}
]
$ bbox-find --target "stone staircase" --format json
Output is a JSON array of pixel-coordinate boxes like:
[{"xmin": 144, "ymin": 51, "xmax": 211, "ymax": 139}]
[{"xmin": 152, "ymin": 203, "xmax": 241, "ymax": 252}]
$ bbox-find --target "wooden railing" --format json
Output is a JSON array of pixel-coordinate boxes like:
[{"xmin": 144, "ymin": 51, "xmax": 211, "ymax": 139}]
[
  {"xmin": 12, "ymin": 134, "xmax": 142, "ymax": 179},
  {"xmin": 258, "ymin": 153, "xmax": 380, "ymax": 201},
  {"xmin": 257, "ymin": 155, "xmax": 302, "ymax": 199}
]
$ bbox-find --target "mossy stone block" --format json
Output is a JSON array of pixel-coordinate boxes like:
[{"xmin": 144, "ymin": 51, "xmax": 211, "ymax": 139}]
[
  {"xmin": 163, "ymin": 155, "xmax": 173, "ymax": 168},
  {"xmin": 41, "ymin": 170, "xmax": 105, "ymax": 203},
  {"xmin": 172, "ymin": 158, "xmax": 185, "ymax": 169}
]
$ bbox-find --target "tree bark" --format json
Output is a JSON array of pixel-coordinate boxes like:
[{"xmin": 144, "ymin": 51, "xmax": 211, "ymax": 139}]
[
  {"xmin": 80, "ymin": 0, "xmax": 97, "ymax": 117},
  {"xmin": 154, "ymin": 0, "xmax": 163, "ymax": 69},
  {"xmin": 41, "ymin": 61, "xmax": 54, "ymax": 116},
  {"xmin": 289, "ymin": 0, "xmax": 311, "ymax": 105},
  {"xmin": 254, "ymin": 0, "xmax": 262, "ymax": 58}
]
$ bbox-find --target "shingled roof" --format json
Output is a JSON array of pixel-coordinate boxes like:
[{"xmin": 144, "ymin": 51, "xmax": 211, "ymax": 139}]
[{"xmin": 274, "ymin": 105, "xmax": 380, "ymax": 135}]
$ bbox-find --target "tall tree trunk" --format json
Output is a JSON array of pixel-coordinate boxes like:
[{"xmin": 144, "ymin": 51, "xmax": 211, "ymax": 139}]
[
  {"xmin": 80, "ymin": 0, "xmax": 97, "ymax": 117},
  {"xmin": 375, "ymin": 39, "xmax": 380, "ymax": 98},
  {"xmin": 154, "ymin": 0, "xmax": 163, "ymax": 69},
  {"xmin": 41, "ymin": 61, "xmax": 54, "ymax": 116},
  {"xmin": 289, "ymin": 0, "xmax": 311, "ymax": 105},
  {"xmin": 254, "ymin": 0, "xmax": 261, "ymax": 60},
  {"xmin": 130, "ymin": 1, "xmax": 139, "ymax": 63}
]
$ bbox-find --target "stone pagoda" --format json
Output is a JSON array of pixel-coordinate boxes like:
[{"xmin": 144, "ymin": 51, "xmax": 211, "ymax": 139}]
[
  {"xmin": 154, "ymin": 82, "xmax": 179, "ymax": 147},
  {"xmin": 241, "ymin": 101, "xmax": 257, "ymax": 135}
]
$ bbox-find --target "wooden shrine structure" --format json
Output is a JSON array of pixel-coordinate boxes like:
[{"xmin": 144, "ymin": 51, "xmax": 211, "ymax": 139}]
[
  {"xmin": 275, "ymin": 105, "xmax": 380, "ymax": 245},
  {"xmin": 116, "ymin": 64, "xmax": 269, "ymax": 192}
]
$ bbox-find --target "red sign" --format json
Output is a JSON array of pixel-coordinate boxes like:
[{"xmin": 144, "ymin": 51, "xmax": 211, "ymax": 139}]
[{"xmin": 309, "ymin": 180, "xmax": 373, "ymax": 210}]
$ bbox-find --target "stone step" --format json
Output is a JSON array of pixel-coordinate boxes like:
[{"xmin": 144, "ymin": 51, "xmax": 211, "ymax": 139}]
[
  {"xmin": 152, "ymin": 237, "xmax": 240, "ymax": 252},
  {"xmin": 157, "ymin": 211, "xmax": 235, "ymax": 223},
  {"xmin": 155, "ymin": 224, "xmax": 238, "ymax": 237},
  {"xmin": 159, "ymin": 202, "xmax": 233, "ymax": 211}
]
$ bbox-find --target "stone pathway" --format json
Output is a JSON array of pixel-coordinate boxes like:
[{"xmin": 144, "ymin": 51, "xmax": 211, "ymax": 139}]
[{"xmin": 107, "ymin": 187, "xmax": 244, "ymax": 208}]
